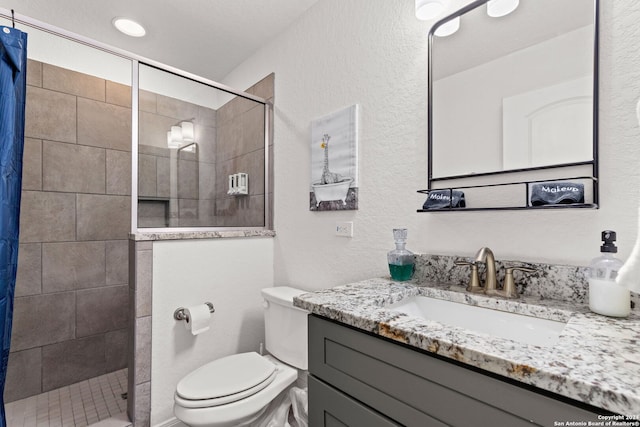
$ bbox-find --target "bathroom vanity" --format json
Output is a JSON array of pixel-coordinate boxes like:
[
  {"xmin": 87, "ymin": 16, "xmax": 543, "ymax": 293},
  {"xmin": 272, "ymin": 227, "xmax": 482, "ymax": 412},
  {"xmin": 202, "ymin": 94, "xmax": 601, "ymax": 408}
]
[{"xmin": 295, "ymin": 279, "xmax": 640, "ymax": 426}]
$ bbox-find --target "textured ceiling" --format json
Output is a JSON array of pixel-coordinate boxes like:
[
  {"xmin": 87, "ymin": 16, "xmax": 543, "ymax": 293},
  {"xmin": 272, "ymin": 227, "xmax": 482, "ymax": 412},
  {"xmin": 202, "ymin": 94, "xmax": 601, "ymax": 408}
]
[{"xmin": 1, "ymin": 0, "xmax": 320, "ymax": 80}]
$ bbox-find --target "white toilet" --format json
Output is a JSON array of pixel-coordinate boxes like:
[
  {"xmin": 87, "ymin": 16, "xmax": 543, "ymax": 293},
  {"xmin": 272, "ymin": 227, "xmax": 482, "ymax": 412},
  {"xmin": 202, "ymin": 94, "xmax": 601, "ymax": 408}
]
[{"xmin": 173, "ymin": 286, "xmax": 309, "ymax": 427}]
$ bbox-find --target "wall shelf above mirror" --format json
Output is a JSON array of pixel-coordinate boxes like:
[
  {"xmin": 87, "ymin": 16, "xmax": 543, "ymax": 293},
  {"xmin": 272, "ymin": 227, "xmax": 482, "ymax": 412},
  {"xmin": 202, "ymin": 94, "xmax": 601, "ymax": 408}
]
[{"xmin": 422, "ymin": 0, "xmax": 599, "ymax": 212}]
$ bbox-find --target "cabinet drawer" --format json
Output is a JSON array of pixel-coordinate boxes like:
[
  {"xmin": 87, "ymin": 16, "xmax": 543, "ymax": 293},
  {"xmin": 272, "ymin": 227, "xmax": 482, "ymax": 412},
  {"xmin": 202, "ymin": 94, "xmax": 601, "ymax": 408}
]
[
  {"xmin": 309, "ymin": 376, "xmax": 400, "ymax": 427},
  {"xmin": 309, "ymin": 315, "xmax": 603, "ymax": 427}
]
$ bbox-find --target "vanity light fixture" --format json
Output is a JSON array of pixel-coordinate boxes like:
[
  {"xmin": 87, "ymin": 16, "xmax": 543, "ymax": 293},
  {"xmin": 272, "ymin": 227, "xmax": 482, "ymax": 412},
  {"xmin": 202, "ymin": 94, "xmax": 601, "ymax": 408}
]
[
  {"xmin": 167, "ymin": 121, "xmax": 197, "ymax": 152},
  {"xmin": 435, "ymin": 16, "xmax": 460, "ymax": 37},
  {"xmin": 486, "ymin": 0, "xmax": 520, "ymax": 18},
  {"xmin": 180, "ymin": 121, "xmax": 194, "ymax": 143},
  {"xmin": 112, "ymin": 17, "xmax": 146, "ymax": 37},
  {"xmin": 167, "ymin": 126, "xmax": 182, "ymax": 149},
  {"xmin": 415, "ymin": 0, "xmax": 447, "ymax": 20}
]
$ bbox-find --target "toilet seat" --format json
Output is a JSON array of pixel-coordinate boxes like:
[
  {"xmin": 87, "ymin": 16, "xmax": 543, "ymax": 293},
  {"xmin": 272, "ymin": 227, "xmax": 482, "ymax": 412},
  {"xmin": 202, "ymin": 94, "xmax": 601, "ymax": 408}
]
[
  {"xmin": 174, "ymin": 355, "xmax": 299, "ymax": 427},
  {"xmin": 175, "ymin": 352, "xmax": 277, "ymax": 409}
]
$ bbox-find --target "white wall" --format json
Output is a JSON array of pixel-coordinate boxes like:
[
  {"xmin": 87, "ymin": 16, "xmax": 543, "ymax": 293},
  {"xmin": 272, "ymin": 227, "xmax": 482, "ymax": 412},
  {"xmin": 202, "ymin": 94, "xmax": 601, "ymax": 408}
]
[
  {"xmin": 220, "ymin": 0, "xmax": 640, "ymax": 288},
  {"xmin": 223, "ymin": 0, "xmax": 431, "ymax": 289},
  {"xmin": 151, "ymin": 237, "xmax": 274, "ymax": 425}
]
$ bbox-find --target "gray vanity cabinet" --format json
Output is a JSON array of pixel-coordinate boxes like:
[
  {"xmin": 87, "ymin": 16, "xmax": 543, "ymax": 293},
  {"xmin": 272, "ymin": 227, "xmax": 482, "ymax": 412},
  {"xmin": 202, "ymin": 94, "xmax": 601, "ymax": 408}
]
[{"xmin": 308, "ymin": 314, "xmax": 604, "ymax": 427}]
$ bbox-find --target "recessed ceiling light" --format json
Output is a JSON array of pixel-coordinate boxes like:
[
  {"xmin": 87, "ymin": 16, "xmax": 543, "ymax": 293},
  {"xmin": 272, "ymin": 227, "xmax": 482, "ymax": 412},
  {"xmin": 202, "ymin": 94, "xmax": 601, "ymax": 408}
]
[{"xmin": 112, "ymin": 17, "xmax": 146, "ymax": 37}]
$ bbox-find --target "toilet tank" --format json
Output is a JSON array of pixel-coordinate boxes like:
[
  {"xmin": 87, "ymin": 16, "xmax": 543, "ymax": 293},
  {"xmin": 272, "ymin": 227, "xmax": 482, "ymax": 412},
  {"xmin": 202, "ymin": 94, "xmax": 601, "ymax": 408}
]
[{"xmin": 261, "ymin": 286, "xmax": 308, "ymax": 370}]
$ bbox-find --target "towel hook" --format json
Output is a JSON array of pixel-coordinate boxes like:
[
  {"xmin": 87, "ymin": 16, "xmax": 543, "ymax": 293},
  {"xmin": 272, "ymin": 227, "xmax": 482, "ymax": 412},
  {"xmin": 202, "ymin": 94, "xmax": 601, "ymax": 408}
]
[{"xmin": 10, "ymin": 10, "xmax": 14, "ymax": 28}]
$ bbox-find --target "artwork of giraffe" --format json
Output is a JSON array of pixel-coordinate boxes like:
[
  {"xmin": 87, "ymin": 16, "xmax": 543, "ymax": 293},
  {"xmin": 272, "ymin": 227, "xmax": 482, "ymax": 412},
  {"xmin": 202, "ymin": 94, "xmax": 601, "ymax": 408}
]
[{"xmin": 310, "ymin": 105, "xmax": 359, "ymax": 211}]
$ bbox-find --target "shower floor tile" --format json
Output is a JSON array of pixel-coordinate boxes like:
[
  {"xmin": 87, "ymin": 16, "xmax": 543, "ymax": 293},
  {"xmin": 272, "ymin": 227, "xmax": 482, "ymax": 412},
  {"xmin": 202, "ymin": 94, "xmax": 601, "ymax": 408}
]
[{"xmin": 5, "ymin": 369, "xmax": 130, "ymax": 427}]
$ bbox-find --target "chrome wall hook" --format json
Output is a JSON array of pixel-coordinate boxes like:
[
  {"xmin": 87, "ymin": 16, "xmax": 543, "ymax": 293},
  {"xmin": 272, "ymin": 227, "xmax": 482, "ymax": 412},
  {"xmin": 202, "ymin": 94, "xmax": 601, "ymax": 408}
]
[{"xmin": 174, "ymin": 302, "xmax": 215, "ymax": 321}]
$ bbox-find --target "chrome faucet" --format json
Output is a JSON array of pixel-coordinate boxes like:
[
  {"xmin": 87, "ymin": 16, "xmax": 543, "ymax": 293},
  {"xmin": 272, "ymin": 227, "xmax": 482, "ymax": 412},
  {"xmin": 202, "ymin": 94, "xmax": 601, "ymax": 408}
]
[{"xmin": 475, "ymin": 247, "xmax": 498, "ymax": 295}]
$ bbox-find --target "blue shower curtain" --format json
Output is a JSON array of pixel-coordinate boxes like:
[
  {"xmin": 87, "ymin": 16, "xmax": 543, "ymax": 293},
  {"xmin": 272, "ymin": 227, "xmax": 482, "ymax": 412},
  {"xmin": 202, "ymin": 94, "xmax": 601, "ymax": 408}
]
[{"xmin": 0, "ymin": 25, "xmax": 27, "ymax": 425}]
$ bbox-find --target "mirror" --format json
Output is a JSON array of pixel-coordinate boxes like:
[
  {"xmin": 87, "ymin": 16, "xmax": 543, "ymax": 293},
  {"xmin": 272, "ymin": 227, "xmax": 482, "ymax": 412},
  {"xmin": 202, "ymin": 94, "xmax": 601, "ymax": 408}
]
[{"xmin": 428, "ymin": 0, "xmax": 597, "ymax": 181}]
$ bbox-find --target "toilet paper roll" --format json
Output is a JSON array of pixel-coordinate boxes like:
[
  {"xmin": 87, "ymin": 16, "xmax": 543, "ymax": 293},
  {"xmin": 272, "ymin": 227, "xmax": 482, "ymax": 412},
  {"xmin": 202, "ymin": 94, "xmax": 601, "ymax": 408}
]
[{"xmin": 184, "ymin": 304, "xmax": 211, "ymax": 335}]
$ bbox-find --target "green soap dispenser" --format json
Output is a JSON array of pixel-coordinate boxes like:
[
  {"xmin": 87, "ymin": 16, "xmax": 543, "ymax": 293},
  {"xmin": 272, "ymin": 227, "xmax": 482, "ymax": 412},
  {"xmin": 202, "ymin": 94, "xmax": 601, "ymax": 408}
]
[
  {"xmin": 388, "ymin": 228, "xmax": 415, "ymax": 281},
  {"xmin": 588, "ymin": 230, "xmax": 630, "ymax": 317}
]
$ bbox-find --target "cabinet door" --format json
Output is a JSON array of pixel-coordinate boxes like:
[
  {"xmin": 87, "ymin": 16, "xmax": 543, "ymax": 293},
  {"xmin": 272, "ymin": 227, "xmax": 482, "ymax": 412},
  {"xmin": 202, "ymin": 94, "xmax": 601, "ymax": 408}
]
[
  {"xmin": 309, "ymin": 376, "xmax": 400, "ymax": 427},
  {"xmin": 309, "ymin": 315, "xmax": 604, "ymax": 427}
]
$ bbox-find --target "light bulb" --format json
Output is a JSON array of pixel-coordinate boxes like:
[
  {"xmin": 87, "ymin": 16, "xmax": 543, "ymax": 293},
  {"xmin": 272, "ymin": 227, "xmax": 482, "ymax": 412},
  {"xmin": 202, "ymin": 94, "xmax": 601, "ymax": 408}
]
[
  {"xmin": 180, "ymin": 121, "xmax": 194, "ymax": 142},
  {"xmin": 487, "ymin": 0, "xmax": 519, "ymax": 18},
  {"xmin": 435, "ymin": 16, "xmax": 460, "ymax": 37},
  {"xmin": 167, "ymin": 131, "xmax": 180, "ymax": 149},
  {"xmin": 416, "ymin": 0, "xmax": 446, "ymax": 20}
]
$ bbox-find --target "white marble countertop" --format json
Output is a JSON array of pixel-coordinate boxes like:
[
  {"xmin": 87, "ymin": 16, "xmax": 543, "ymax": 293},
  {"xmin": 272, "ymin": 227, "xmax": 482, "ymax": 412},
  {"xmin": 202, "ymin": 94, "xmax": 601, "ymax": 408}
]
[{"xmin": 294, "ymin": 278, "xmax": 640, "ymax": 416}]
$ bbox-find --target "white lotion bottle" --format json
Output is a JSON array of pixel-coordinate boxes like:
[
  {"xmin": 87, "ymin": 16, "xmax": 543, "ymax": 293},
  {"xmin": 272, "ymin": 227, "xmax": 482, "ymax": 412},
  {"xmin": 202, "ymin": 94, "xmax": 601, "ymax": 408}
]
[{"xmin": 588, "ymin": 230, "xmax": 630, "ymax": 317}]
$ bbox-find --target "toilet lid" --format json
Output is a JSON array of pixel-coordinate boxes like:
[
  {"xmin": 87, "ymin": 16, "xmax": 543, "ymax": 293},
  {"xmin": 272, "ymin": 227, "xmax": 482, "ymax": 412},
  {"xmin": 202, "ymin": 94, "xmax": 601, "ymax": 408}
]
[{"xmin": 176, "ymin": 352, "xmax": 276, "ymax": 401}]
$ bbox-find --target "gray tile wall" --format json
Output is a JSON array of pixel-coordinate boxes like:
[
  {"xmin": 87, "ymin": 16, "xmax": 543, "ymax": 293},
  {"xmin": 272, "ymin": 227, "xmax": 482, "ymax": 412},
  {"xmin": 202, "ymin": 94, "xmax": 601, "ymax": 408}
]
[
  {"xmin": 215, "ymin": 74, "xmax": 274, "ymax": 228},
  {"xmin": 5, "ymin": 60, "xmax": 131, "ymax": 403},
  {"xmin": 137, "ymin": 73, "xmax": 273, "ymax": 229},
  {"xmin": 128, "ymin": 241, "xmax": 152, "ymax": 427},
  {"xmin": 137, "ymin": 89, "xmax": 218, "ymax": 228}
]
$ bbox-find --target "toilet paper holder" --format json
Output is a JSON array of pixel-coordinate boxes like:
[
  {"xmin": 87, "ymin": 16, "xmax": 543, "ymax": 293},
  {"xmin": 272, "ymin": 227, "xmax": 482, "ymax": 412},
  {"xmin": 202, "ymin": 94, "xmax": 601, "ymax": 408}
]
[{"xmin": 174, "ymin": 302, "xmax": 215, "ymax": 321}]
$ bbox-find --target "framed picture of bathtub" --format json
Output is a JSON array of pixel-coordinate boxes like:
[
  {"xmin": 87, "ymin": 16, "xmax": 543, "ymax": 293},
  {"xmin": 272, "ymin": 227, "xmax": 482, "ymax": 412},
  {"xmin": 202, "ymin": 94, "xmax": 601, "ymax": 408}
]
[{"xmin": 310, "ymin": 104, "xmax": 359, "ymax": 211}]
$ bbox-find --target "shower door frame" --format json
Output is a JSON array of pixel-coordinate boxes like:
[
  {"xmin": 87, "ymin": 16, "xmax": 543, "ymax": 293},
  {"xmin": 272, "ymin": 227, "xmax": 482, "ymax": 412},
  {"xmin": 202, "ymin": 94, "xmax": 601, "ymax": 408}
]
[{"xmin": 131, "ymin": 62, "xmax": 273, "ymax": 233}]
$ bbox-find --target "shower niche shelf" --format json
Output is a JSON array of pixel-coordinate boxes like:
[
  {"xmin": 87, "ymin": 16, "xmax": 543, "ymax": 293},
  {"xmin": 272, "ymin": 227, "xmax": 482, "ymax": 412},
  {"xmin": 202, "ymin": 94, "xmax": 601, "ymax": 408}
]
[{"xmin": 138, "ymin": 198, "xmax": 170, "ymax": 227}]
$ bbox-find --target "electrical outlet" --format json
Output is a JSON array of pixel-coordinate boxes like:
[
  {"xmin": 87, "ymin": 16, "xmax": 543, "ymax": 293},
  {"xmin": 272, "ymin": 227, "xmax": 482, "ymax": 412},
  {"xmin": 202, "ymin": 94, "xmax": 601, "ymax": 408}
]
[{"xmin": 336, "ymin": 221, "xmax": 354, "ymax": 237}]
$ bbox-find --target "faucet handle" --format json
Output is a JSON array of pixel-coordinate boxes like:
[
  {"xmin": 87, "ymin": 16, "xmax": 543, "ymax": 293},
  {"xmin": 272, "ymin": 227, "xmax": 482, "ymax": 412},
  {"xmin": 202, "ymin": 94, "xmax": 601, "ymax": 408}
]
[
  {"xmin": 454, "ymin": 260, "xmax": 483, "ymax": 293},
  {"xmin": 501, "ymin": 266, "xmax": 536, "ymax": 299}
]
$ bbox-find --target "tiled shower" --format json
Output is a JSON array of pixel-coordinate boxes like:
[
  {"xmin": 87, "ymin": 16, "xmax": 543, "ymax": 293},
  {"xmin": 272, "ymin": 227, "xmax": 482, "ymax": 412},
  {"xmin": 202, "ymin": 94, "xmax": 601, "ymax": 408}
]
[
  {"xmin": 7, "ymin": 59, "xmax": 132, "ymax": 403},
  {"xmin": 6, "ymin": 54, "xmax": 273, "ymax": 425},
  {"xmin": 137, "ymin": 67, "xmax": 270, "ymax": 229}
]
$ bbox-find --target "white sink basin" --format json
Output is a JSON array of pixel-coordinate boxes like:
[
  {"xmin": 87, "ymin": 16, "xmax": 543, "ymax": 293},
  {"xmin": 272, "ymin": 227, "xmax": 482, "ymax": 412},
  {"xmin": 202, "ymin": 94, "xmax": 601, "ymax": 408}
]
[{"xmin": 387, "ymin": 296, "xmax": 566, "ymax": 347}]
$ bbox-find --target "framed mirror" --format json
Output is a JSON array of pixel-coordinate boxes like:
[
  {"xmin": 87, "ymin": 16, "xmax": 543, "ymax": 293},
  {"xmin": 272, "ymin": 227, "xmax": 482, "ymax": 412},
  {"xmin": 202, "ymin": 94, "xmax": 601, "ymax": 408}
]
[{"xmin": 426, "ymin": 0, "xmax": 598, "ymax": 210}]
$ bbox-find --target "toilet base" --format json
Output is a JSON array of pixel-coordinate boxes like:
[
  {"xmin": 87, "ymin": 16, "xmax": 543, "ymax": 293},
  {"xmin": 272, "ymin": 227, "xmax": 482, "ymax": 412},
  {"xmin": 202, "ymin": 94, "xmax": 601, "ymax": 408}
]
[{"xmin": 174, "ymin": 355, "xmax": 298, "ymax": 427}]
